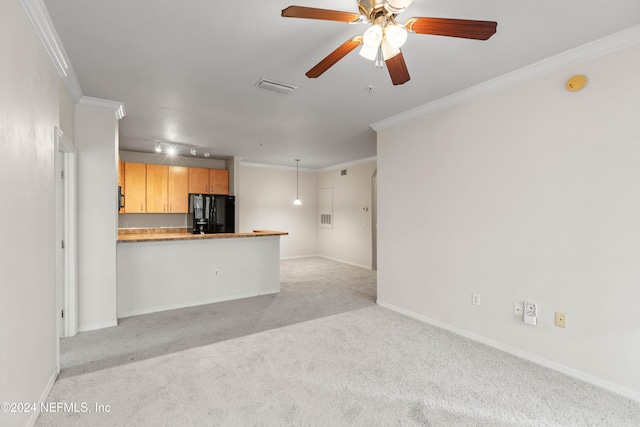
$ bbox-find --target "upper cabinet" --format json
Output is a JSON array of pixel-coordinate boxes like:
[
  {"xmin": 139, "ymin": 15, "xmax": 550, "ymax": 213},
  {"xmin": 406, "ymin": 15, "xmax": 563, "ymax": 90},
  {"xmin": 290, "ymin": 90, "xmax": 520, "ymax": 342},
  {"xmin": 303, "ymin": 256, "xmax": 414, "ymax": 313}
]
[
  {"xmin": 118, "ymin": 157, "xmax": 125, "ymax": 213},
  {"xmin": 146, "ymin": 164, "xmax": 169, "ymax": 213},
  {"xmin": 120, "ymin": 161, "xmax": 227, "ymax": 214},
  {"xmin": 188, "ymin": 167, "xmax": 209, "ymax": 194},
  {"xmin": 209, "ymin": 169, "xmax": 229, "ymax": 195},
  {"xmin": 168, "ymin": 166, "xmax": 189, "ymax": 212},
  {"xmin": 146, "ymin": 164, "xmax": 189, "ymax": 213},
  {"xmin": 188, "ymin": 167, "xmax": 229, "ymax": 195},
  {"xmin": 123, "ymin": 162, "xmax": 146, "ymax": 213}
]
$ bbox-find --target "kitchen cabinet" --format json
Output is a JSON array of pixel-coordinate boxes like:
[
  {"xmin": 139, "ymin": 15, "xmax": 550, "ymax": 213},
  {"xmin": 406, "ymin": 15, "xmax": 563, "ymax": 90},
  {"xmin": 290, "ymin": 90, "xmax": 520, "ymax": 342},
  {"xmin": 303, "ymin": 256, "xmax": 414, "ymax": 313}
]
[
  {"xmin": 146, "ymin": 164, "xmax": 169, "ymax": 213},
  {"xmin": 209, "ymin": 169, "xmax": 229, "ymax": 195},
  {"xmin": 123, "ymin": 162, "xmax": 146, "ymax": 213},
  {"xmin": 118, "ymin": 157, "xmax": 125, "ymax": 213},
  {"xmin": 188, "ymin": 167, "xmax": 209, "ymax": 194},
  {"xmin": 188, "ymin": 167, "xmax": 229, "ymax": 194},
  {"xmin": 168, "ymin": 166, "xmax": 188, "ymax": 213},
  {"xmin": 145, "ymin": 165, "xmax": 189, "ymax": 213}
]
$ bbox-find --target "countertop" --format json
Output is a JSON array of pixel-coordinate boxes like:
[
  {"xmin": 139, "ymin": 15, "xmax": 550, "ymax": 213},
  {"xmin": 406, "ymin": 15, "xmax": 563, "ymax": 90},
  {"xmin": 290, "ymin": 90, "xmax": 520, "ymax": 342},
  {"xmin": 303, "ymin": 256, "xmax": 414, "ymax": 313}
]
[{"xmin": 117, "ymin": 228, "xmax": 288, "ymax": 243}]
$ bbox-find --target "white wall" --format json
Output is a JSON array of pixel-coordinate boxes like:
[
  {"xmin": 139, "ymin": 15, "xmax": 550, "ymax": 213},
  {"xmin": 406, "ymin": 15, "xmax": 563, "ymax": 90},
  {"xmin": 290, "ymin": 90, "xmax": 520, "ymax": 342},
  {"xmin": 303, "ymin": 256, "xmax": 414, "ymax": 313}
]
[
  {"xmin": 75, "ymin": 101, "xmax": 121, "ymax": 331},
  {"xmin": 377, "ymin": 44, "xmax": 640, "ymax": 400},
  {"xmin": 117, "ymin": 236, "xmax": 281, "ymax": 317},
  {"xmin": 239, "ymin": 164, "xmax": 317, "ymax": 258},
  {"xmin": 0, "ymin": 1, "xmax": 67, "ymax": 426},
  {"xmin": 317, "ymin": 160, "xmax": 376, "ymax": 268}
]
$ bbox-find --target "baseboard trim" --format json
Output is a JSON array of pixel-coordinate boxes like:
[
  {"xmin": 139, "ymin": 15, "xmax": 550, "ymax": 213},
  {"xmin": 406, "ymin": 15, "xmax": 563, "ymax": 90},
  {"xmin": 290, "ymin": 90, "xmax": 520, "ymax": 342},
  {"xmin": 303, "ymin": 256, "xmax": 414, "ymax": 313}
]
[
  {"xmin": 26, "ymin": 368, "xmax": 58, "ymax": 427},
  {"xmin": 317, "ymin": 255, "xmax": 372, "ymax": 270},
  {"xmin": 118, "ymin": 289, "xmax": 280, "ymax": 319},
  {"xmin": 280, "ymin": 254, "xmax": 320, "ymax": 260},
  {"xmin": 77, "ymin": 320, "xmax": 118, "ymax": 333},
  {"xmin": 377, "ymin": 300, "xmax": 640, "ymax": 403},
  {"xmin": 280, "ymin": 255, "xmax": 373, "ymax": 270}
]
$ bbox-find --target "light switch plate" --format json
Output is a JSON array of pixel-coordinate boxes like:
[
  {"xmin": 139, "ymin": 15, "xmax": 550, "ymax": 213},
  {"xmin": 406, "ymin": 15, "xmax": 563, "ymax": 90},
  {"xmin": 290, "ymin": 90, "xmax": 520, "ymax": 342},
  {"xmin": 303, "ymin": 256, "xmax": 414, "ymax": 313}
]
[{"xmin": 514, "ymin": 302, "xmax": 523, "ymax": 316}]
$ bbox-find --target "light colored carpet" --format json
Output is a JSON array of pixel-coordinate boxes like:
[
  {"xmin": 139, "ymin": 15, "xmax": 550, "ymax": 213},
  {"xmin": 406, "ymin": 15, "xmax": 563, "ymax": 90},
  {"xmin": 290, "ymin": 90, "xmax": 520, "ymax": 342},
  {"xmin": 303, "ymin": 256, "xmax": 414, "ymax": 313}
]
[
  {"xmin": 36, "ymin": 258, "xmax": 640, "ymax": 426},
  {"xmin": 58, "ymin": 257, "xmax": 376, "ymax": 379}
]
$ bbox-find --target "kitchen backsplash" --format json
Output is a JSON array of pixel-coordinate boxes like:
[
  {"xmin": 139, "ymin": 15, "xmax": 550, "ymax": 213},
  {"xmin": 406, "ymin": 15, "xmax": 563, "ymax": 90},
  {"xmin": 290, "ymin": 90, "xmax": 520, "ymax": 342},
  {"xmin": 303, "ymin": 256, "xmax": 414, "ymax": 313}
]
[{"xmin": 119, "ymin": 213, "xmax": 187, "ymax": 229}]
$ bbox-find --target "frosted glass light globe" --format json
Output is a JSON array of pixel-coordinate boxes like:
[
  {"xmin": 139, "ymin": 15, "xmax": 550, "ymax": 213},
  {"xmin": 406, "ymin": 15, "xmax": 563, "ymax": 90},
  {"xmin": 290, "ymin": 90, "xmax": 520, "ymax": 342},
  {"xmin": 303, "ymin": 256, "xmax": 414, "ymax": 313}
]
[{"xmin": 385, "ymin": 24, "xmax": 408, "ymax": 48}]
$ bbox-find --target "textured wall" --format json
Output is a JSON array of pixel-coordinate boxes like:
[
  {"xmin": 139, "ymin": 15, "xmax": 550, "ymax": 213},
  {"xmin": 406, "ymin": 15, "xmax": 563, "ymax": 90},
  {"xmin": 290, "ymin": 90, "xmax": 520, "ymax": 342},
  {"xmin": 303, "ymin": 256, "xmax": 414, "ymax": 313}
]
[
  {"xmin": 239, "ymin": 165, "xmax": 317, "ymax": 259},
  {"xmin": 0, "ymin": 1, "xmax": 63, "ymax": 426},
  {"xmin": 377, "ymin": 44, "xmax": 640, "ymax": 399},
  {"xmin": 317, "ymin": 160, "xmax": 376, "ymax": 269}
]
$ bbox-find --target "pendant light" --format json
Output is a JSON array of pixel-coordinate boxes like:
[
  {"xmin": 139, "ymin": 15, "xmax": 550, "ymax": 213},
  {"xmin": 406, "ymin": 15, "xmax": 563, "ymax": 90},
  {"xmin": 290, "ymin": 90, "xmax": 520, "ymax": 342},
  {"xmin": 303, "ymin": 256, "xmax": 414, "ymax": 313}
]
[{"xmin": 293, "ymin": 159, "xmax": 302, "ymax": 205}]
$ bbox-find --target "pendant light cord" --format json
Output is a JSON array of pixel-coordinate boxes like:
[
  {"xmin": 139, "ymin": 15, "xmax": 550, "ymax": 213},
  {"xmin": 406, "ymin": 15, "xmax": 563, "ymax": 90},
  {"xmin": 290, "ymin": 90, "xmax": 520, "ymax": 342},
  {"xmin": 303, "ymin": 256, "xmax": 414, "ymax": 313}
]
[{"xmin": 295, "ymin": 159, "xmax": 300, "ymax": 198}]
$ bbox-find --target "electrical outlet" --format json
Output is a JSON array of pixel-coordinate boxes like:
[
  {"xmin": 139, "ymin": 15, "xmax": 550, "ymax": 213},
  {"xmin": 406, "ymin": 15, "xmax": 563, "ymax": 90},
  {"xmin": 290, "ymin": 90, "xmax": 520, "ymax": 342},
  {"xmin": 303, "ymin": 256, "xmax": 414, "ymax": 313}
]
[
  {"xmin": 514, "ymin": 302, "xmax": 523, "ymax": 316},
  {"xmin": 472, "ymin": 294, "xmax": 481, "ymax": 306},
  {"xmin": 555, "ymin": 312, "xmax": 567, "ymax": 328},
  {"xmin": 214, "ymin": 269, "xmax": 220, "ymax": 278},
  {"xmin": 124, "ymin": 221, "xmax": 128, "ymax": 227}
]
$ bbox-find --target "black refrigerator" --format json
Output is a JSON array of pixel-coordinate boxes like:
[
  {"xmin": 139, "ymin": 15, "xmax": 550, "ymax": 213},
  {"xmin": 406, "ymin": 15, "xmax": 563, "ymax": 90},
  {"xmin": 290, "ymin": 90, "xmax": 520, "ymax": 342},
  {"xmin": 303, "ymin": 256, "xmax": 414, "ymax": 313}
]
[{"xmin": 188, "ymin": 194, "xmax": 235, "ymax": 234}]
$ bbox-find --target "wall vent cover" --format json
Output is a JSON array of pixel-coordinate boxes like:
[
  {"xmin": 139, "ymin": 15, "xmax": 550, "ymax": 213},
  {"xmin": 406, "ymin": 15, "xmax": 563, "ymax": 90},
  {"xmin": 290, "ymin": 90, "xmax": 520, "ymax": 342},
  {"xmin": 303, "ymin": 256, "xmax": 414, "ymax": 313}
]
[
  {"xmin": 341, "ymin": 169, "xmax": 347, "ymax": 176},
  {"xmin": 255, "ymin": 78, "xmax": 297, "ymax": 94},
  {"xmin": 319, "ymin": 187, "xmax": 333, "ymax": 229}
]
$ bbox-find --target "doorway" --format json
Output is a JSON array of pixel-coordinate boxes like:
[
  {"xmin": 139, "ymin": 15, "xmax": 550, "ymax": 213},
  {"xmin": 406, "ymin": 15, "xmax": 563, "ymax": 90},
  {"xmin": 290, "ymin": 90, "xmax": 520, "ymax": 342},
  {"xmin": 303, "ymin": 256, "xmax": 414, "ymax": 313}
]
[
  {"xmin": 371, "ymin": 168, "xmax": 377, "ymax": 270},
  {"xmin": 55, "ymin": 127, "xmax": 77, "ymax": 355}
]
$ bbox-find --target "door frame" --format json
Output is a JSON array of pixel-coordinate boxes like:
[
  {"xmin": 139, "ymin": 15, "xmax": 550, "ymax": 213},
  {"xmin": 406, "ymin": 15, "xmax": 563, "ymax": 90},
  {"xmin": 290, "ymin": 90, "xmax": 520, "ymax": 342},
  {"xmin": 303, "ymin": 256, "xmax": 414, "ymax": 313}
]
[
  {"xmin": 55, "ymin": 127, "xmax": 78, "ymax": 351},
  {"xmin": 371, "ymin": 168, "xmax": 377, "ymax": 271}
]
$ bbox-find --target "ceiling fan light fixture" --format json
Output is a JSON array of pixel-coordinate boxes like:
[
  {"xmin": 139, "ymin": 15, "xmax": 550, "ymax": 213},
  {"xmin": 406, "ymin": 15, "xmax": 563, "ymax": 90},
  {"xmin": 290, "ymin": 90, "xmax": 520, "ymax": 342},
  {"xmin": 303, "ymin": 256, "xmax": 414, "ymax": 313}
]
[
  {"xmin": 385, "ymin": 24, "xmax": 408, "ymax": 48},
  {"xmin": 359, "ymin": 44, "xmax": 378, "ymax": 61},
  {"xmin": 362, "ymin": 24, "xmax": 383, "ymax": 48},
  {"xmin": 381, "ymin": 39, "xmax": 401, "ymax": 61}
]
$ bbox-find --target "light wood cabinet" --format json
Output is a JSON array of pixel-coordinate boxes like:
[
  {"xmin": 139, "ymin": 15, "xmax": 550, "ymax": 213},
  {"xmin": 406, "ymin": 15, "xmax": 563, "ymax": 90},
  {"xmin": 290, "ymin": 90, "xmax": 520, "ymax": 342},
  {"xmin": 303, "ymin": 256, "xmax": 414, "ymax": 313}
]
[
  {"xmin": 188, "ymin": 167, "xmax": 209, "ymax": 194},
  {"xmin": 168, "ymin": 166, "xmax": 188, "ymax": 213},
  {"xmin": 122, "ymin": 161, "xmax": 226, "ymax": 214},
  {"xmin": 188, "ymin": 167, "xmax": 229, "ymax": 194},
  {"xmin": 209, "ymin": 169, "xmax": 229, "ymax": 195},
  {"xmin": 123, "ymin": 162, "xmax": 146, "ymax": 213},
  {"xmin": 146, "ymin": 164, "xmax": 169, "ymax": 213},
  {"xmin": 118, "ymin": 157, "xmax": 125, "ymax": 213}
]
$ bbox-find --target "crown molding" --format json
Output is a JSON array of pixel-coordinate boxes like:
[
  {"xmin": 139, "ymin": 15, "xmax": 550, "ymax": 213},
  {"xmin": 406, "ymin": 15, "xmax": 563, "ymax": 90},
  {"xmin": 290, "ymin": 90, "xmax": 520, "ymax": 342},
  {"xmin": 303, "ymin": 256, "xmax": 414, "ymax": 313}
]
[
  {"xmin": 240, "ymin": 161, "xmax": 315, "ymax": 173},
  {"xmin": 316, "ymin": 156, "xmax": 377, "ymax": 173},
  {"xmin": 240, "ymin": 156, "xmax": 377, "ymax": 172},
  {"xmin": 371, "ymin": 24, "xmax": 640, "ymax": 132},
  {"xmin": 78, "ymin": 96, "xmax": 126, "ymax": 120},
  {"xmin": 21, "ymin": 0, "xmax": 83, "ymax": 102}
]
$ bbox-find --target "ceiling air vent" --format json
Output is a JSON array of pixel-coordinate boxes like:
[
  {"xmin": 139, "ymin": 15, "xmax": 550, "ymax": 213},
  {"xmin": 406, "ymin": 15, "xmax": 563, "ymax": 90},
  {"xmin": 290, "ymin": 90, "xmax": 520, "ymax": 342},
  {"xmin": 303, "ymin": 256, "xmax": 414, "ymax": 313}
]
[{"xmin": 256, "ymin": 78, "xmax": 297, "ymax": 94}]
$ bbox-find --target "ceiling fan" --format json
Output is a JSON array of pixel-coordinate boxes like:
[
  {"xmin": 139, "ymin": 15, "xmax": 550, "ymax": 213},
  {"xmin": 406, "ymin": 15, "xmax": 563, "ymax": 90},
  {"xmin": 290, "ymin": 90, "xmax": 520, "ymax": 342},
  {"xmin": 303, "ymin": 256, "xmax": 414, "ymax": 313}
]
[{"xmin": 282, "ymin": 0, "xmax": 497, "ymax": 85}]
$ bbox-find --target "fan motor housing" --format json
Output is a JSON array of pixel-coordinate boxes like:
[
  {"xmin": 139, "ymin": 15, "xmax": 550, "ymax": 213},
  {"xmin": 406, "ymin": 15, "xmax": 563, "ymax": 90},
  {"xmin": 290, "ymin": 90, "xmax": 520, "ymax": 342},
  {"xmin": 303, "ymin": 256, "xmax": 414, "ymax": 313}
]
[{"xmin": 358, "ymin": 0, "xmax": 388, "ymax": 19}]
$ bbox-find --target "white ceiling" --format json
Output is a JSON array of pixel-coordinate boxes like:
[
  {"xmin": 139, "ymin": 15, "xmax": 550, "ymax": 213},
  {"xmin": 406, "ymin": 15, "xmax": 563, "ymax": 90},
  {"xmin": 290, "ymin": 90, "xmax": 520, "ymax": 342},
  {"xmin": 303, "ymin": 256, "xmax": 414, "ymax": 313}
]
[{"xmin": 43, "ymin": 0, "xmax": 640, "ymax": 169}]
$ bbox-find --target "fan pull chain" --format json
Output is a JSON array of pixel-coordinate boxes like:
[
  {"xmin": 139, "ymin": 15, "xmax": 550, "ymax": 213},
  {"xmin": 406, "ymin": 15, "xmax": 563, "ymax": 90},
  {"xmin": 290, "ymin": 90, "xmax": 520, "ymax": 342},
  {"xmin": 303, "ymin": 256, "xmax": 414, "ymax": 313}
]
[{"xmin": 375, "ymin": 46, "xmax": 384, "ymax": 69}]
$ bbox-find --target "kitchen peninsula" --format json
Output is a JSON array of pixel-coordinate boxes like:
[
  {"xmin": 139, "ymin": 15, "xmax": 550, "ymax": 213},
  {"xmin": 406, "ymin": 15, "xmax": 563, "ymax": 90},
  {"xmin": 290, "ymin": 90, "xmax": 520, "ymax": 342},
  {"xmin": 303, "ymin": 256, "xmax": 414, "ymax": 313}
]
[{"xmin": 117, "ymin": 228, "xmax": 288, "ymax": 317}]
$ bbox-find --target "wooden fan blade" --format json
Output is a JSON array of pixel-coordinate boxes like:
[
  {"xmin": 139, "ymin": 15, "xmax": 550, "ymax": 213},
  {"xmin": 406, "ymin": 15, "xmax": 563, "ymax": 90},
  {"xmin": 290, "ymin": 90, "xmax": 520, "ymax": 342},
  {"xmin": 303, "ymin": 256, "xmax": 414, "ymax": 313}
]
[
  {"xmin": 405, "ymin": 17, "xmax": 497, "ymax": 40},
  {"xmin": 282, "ymin": 6, "xmax": 361, "ymax": 23},
  {"xmin": 385, "ymin": 52, "xmax": 410, "ymax": 86},
  {"xmin": 306, "ymin": 36, "xmax": 363, "ymax": 79}
]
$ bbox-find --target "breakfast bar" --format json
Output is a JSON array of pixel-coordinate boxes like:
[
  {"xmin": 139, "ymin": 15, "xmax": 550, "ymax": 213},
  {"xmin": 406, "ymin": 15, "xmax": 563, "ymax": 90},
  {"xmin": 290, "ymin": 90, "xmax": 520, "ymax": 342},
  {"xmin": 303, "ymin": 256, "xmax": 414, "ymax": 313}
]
[{"xmin": 116, "ymin": 228, "xmax": 288, "ymax": 317}]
